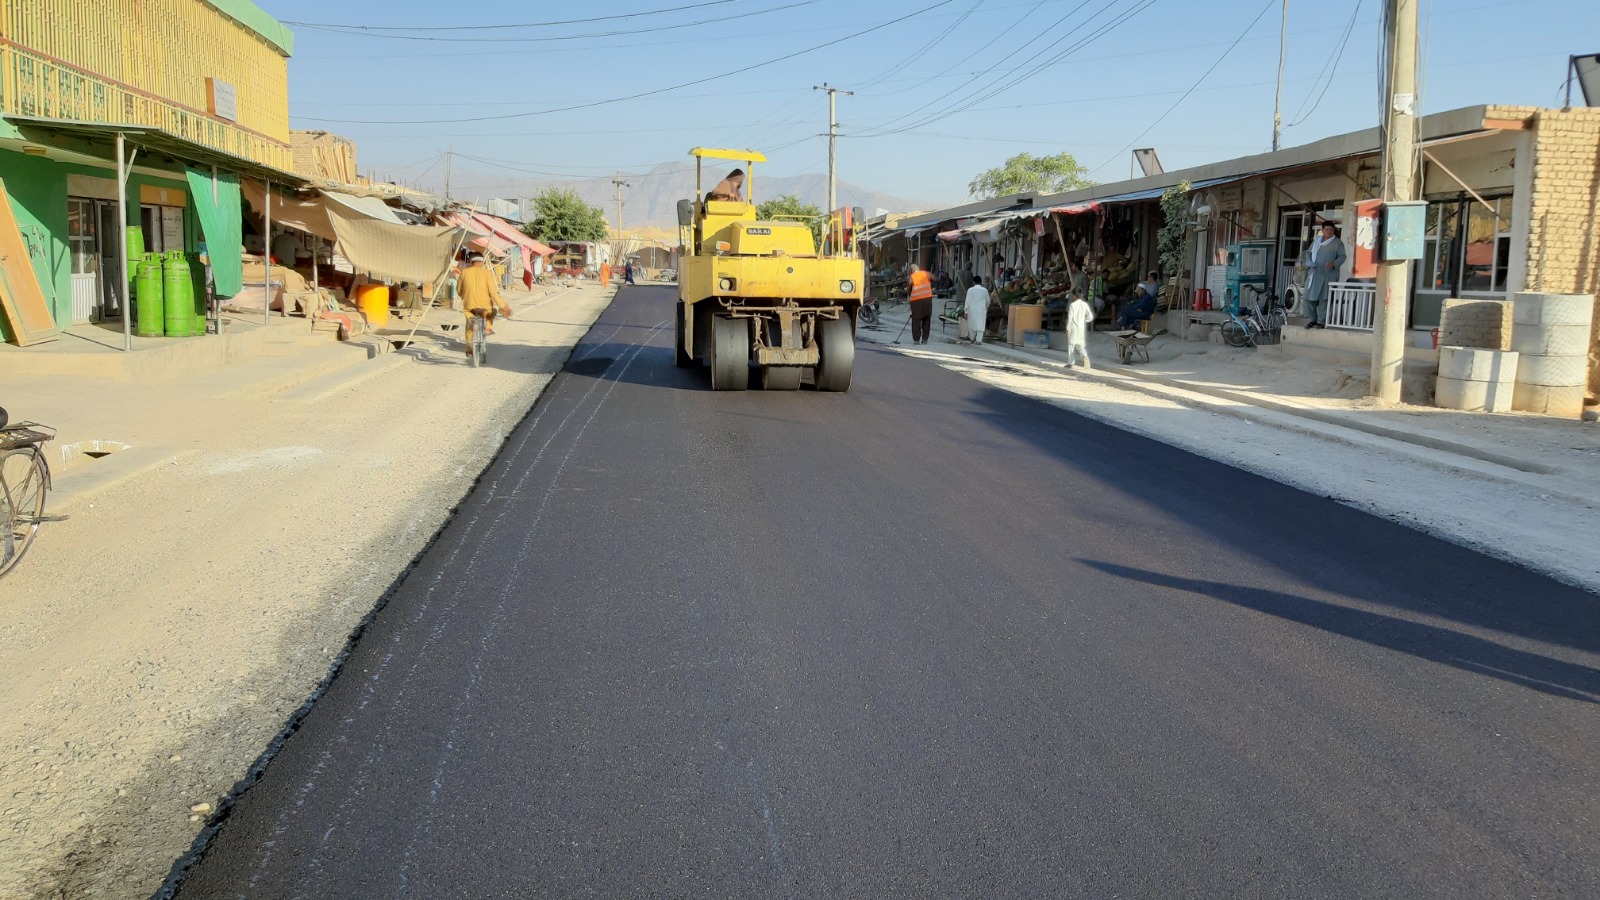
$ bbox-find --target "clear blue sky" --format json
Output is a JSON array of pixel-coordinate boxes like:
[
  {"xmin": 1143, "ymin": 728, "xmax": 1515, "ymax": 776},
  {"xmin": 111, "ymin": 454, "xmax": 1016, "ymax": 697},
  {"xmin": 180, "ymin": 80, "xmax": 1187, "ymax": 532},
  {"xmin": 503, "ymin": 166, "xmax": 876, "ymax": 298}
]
[{"xmin": 271, "ymin": 0, "xmax": 1597, "ymax": 208}]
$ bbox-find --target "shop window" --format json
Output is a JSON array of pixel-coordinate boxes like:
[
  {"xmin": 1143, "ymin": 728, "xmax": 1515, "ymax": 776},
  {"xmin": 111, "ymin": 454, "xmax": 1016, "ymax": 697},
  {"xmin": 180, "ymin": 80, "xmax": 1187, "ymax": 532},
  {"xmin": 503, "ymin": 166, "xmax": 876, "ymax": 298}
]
[
  {"xmin": 68, "ymin": 198, "xmax": 97, "ymax": 276},
  {"xmin": 140, "ymin": 204, "xmax": 187, "ymax": 253},
  {"xmin": 1418, "ymin": 196, "xmax": 1510, "ymax": 297}
]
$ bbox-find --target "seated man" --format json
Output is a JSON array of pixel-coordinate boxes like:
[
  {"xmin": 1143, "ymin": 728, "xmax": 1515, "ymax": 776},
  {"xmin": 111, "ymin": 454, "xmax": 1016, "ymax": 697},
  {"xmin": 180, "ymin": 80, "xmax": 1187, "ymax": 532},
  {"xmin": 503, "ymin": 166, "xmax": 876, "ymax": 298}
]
[
  {"xmin": 1117, "ymin": 279, "xmax": 1158, "ymax": 331},
  {"xmin": 706, "ymin": 168, "xmax": 745, "ymax": 202}
]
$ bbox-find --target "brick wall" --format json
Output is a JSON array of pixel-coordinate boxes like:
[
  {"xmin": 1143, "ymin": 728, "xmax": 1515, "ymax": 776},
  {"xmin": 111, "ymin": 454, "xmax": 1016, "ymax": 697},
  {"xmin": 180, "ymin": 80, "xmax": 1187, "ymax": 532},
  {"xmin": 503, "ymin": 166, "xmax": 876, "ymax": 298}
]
[
  {"xmin": 1511, "ymin": 105, "xmax": 1600, "ymax": 394},
  {"xmin": 1439, "ymin": 299, "xmax": 1512, "ymax": 350}
]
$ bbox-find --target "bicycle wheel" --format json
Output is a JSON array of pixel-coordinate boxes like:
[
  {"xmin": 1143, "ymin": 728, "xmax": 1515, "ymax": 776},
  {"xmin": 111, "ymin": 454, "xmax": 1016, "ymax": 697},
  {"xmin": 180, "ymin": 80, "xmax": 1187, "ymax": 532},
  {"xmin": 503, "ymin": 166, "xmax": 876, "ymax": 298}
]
[
  {"xmin": 469, "ymin": 315, "xmax": 485, "ymax": 368},
  {"xmin": 0, "ymin": 448, "xmax": 47, "ymax": 577},
  {"xmin": 1221, "ymin": 319, "xmax": 1253, "ymax": 348}
]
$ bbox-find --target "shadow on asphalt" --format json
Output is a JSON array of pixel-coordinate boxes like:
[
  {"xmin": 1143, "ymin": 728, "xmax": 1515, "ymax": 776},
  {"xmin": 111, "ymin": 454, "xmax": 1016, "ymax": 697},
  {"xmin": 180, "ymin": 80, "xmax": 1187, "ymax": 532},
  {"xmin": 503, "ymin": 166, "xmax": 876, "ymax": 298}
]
[
  {"xmin": 1083, "ymin": 560, "xmax": 1600, "ymax": 705},
  {"xmin": 941, "ymin": 381, "xmax": 1600, "ymax": 682}
]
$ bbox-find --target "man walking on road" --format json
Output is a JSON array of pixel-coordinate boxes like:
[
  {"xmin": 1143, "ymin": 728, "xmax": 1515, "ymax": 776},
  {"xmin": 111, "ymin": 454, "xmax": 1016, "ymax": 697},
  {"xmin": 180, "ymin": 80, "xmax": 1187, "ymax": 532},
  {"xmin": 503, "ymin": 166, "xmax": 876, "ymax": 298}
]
[
  {"xmin": 1066, "ymin": 293, "xmax": 1093, "ymax": 368},
  {"xmin": 964, "ymin": 275, "xmax": 991, "ymax": 344},
  {"xmin": 907, "ymin": 263, "xmax": 934, "ymax": 345},
  {"xmin": 458, "ymin": 253, "xmax": 511, "ymax": 358},
  {"xmin": 1302, "ymin": 221, "xmax": 1345, "ymax": 328}
]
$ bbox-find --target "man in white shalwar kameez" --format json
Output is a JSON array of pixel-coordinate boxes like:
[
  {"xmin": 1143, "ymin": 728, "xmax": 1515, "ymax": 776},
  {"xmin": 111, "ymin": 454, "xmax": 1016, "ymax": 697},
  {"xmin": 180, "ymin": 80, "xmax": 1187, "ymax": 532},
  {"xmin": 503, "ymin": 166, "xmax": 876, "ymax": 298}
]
[
  {"xmin": 964, "ymin": 275, "xmax": 991, "ymax": 344},
  {"xmin": 1065, "ymin": 294, "xmax": 1093, "ymax": 368}
]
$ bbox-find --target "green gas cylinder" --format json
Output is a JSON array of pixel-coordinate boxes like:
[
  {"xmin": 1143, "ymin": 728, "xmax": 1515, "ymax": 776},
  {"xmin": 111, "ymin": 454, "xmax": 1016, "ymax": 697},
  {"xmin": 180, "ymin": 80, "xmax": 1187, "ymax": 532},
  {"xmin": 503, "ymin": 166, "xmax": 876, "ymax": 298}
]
[
  {"xmin": 134, "ymin": 255, "xmax": 164, "ymax": 338},
  {"xmin": 162, "ymin": 252, "xmax": 195, "ymax": 337}
]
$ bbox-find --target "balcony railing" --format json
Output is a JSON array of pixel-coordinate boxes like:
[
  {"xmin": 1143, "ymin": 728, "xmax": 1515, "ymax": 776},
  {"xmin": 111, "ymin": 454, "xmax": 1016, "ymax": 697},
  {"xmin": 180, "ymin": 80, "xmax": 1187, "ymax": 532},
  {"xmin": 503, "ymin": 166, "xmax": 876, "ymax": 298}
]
[
  {"xmin": 1325, "ymin": 282, "xmax": 1376, "ymax": 331},
  {"xmin": 0, "ymin": 45, "xmax": 292, "ymax": 172}
]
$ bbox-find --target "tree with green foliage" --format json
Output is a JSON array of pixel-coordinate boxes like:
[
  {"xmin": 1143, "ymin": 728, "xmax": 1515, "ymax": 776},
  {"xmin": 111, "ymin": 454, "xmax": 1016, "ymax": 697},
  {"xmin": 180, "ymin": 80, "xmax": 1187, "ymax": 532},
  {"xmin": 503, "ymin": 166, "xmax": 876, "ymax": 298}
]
[
  {"xmin": 522, "ymin": 188, "xmax": 609, "ymax": 243},
  {"xmin": 968, "ymin": 152, "xmax": 1093, "ymax": 199},
  {"xmin": 757, "ymin": 194, "xmax": 824, "ymax": 246},
  {"xmin": 1156, "ymin": 180, "xmax": 1193, "ymax": 278}
]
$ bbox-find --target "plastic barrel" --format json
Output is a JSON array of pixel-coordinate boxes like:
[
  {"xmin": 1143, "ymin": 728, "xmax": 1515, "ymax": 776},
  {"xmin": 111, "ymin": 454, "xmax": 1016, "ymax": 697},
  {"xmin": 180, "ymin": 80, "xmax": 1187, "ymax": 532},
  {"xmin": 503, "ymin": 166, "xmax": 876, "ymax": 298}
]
[
  {"xmin": 355, "ymin": 283, "xmax": 390, "ymax": 329},
  {"xmin": 187, "ymin": 252, "xmax": 209, "ymax": 335},
  {"xmin": 134, "ymin": 255, "xmax": 165, "ymax": 337},
  {"xmin": 162, "ymin": 252, "xmax": 195, "ymax": 336}
]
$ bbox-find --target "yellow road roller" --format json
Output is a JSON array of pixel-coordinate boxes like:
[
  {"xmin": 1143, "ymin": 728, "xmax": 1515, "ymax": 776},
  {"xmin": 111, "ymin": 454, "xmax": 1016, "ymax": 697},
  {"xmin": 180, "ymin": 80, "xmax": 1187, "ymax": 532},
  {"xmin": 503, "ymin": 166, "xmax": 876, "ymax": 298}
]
[{"xmin": 675, "ymin": 147, "xmax": 865, "ymax": 391}]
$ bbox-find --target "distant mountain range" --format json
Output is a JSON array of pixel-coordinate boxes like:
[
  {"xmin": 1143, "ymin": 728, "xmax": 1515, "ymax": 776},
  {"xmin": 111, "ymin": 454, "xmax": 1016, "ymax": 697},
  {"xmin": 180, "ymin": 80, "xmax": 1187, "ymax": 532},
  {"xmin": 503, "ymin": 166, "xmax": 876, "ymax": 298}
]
[{"xmin": 445, "ymin": 161, "xmax": 936, "ymax": 228}]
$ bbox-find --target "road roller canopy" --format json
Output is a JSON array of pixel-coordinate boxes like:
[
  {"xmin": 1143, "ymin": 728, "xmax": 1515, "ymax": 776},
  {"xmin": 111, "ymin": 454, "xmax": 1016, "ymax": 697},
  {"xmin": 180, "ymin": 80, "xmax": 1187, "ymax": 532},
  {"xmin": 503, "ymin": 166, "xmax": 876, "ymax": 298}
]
[{"xmin": 689, "ymin": 147, "xmax": 768, "ymax": 162}]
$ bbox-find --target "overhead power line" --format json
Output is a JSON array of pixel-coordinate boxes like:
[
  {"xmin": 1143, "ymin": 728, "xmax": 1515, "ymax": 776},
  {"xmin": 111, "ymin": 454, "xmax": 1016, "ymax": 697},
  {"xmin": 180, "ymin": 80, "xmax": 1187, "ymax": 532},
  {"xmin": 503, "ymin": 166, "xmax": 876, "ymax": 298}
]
[
  {"xmin": 284, "ymin": 0, "xmax": 749, "ymax": 31},
  {"xmin": 293, "ymin": 0, "xmax": 957, "ymax": 125},
  {"xmin": 1088, "ymin": 0, "xmax": 1279, "ymax": 176},
  {"xmin": 287, "ymin": 1, "xmax": 818, "ymax": 44}
]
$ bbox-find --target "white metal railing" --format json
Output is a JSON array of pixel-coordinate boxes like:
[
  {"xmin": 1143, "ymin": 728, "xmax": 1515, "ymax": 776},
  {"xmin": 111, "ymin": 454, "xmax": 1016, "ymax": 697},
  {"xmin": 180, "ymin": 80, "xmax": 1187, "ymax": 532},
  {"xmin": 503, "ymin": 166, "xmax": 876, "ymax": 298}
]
[{"xmin": 1324, "ymin": 282, "xmax": 1376, "ymax": 330}]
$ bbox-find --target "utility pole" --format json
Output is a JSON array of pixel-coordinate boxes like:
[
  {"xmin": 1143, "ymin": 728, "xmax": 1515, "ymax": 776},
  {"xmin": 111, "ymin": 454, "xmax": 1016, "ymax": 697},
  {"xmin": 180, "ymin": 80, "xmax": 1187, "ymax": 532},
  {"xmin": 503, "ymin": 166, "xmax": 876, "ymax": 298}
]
[
  {"xmin": 611, "ymin": 172, "xmax": 630, "ymax": 238},
  {"xmin": 1272, "ymin": 0, "xmax": 1288, "ymax": 151},
  {"xmin": 813, "ymin": 83, "xmax": 853, "ymax": 215},
  {"xmin": 443, "ymin": 150, "xmax": 453, "ymax": 201},
  {"xmin": 1370, "ymin": 0, "xmax": 1419, "ymax": 402}
]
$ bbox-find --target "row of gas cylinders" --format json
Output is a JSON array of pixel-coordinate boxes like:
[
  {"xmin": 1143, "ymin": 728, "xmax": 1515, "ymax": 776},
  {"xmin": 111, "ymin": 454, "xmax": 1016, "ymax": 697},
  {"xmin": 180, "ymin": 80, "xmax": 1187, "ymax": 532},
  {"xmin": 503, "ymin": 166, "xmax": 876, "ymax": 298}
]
[{"xmin": 133, "ymin": 252, "xmax": 208, "ymax": 337}]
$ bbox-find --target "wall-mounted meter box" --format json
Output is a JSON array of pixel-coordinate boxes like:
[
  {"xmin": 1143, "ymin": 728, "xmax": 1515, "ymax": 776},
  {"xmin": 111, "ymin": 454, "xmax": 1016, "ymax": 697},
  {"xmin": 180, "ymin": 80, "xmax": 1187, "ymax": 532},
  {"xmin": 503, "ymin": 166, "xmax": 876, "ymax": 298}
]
[{"xmin": 1382, "ymin": 201, "xmax": 1427, "ymax": 260}]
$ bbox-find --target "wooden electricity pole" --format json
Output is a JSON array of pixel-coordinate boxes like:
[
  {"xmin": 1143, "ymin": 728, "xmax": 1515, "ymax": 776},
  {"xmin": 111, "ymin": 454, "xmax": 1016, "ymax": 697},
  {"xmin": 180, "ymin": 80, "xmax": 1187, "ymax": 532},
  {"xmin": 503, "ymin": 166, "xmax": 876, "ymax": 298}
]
[{"xmin": 1370, "ymin": 0, "xmax": 1419, "ymax": 402}]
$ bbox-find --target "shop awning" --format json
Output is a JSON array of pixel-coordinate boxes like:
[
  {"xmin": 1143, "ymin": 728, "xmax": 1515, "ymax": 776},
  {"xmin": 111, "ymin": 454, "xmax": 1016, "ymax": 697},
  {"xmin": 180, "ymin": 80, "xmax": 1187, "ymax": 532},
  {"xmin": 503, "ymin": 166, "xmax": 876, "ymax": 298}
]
[
  {"xmin": 323, "ymin": 191, "xmax": 406, "ymax": 225},
  {"xmin": 471, "ymin": 213, "xmax": 556, "ymax": 256},
  {"xmin": 241, "ymin": 179, "xmax": 463, "ymax": 285},
  {"xmin": 4, "ymin": 116, "xmax": 302, "ymax": 185},
  {"xmin": 438, "ymin": 211, "xmax": 516, "ymax": 258}
]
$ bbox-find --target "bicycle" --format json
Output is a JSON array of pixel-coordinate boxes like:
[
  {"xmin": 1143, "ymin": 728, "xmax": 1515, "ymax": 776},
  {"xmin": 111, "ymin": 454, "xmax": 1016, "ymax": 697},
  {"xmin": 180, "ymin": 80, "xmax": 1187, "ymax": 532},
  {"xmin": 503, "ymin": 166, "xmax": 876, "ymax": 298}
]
[
  {"xmin": 1221, "ymin": 285, "xmax": 1287, "ymax": 348},
  {"xmin": 0, "ymin": 408, "xmax": 55, "ymax": 578},
  {"xmin": 467, "ymin": 309, "xmax": 489, "ymax": 367}
]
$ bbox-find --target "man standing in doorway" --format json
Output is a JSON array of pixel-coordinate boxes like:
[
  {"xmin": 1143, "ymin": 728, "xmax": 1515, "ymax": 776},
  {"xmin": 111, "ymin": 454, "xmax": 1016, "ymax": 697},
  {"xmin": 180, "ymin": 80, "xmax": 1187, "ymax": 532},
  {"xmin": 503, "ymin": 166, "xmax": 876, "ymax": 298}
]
[
  {"xmin": 964, "ymin": 274, "xmax": 991, "ymax": 344},
  {"xmin": 907, "ymin": 263, "xmax": 934, "ymax": 344},
  {"xmin": 1302, "ymin": 221, "xmax": 1345, "ymax": 328}
]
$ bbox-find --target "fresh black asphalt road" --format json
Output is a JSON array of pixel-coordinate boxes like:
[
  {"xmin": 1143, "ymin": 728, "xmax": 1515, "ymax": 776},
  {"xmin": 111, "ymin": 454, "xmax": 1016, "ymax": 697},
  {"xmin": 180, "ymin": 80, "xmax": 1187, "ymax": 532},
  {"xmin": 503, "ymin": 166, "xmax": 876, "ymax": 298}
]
[{"xmin": 176, "ymin": 285, "xmax": 1600, "ymax": 898}]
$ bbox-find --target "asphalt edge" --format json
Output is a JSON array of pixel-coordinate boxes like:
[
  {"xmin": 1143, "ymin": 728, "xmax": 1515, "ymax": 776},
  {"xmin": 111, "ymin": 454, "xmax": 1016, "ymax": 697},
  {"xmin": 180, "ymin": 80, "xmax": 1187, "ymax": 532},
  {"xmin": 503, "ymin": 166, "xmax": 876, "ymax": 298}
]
[{"xmin": 147, "ymin": 284, "xmax": 619, "ymax": 900}]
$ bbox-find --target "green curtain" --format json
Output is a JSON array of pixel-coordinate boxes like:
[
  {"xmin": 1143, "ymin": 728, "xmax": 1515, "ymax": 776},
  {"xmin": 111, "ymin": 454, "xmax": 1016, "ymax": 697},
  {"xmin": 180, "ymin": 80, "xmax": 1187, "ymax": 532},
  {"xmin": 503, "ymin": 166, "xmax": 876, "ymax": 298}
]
[{"xmin": 185, "ymin": 167, "xmax": 243, "ymax": 298}]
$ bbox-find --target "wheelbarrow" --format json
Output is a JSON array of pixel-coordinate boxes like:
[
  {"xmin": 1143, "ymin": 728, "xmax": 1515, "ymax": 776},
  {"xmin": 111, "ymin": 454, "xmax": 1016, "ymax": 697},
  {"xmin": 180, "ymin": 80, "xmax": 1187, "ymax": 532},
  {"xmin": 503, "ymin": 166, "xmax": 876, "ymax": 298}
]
[{"xmin": 1111, "ymin": 329, "xmax": 1155, "ymax": 364}]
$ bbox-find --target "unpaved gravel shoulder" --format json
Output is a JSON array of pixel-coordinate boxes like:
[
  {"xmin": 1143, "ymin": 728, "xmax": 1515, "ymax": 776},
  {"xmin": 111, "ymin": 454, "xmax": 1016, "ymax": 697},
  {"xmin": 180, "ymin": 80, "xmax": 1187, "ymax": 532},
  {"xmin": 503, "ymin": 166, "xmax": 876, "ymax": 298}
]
[{"xmin": 0, "ymin": 284, "xmax": 614, "ymax": 899}]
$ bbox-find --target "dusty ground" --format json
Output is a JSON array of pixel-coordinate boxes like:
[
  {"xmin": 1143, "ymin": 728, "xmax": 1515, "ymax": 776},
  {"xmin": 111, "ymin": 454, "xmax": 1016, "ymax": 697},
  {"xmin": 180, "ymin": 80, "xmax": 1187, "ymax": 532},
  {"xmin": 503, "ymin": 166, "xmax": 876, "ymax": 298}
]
[{"xmin": 0, "ymin": 282, "xmax": 614, "ymax": 899}]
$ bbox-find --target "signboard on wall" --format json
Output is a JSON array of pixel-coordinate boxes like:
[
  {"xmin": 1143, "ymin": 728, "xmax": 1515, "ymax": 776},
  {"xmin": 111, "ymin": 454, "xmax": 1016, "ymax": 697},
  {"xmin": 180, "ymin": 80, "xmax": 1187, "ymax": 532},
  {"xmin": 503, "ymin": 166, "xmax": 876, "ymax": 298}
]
[{"xmin": 207, "ymin": 78, "xmax": 238, "ymax": 122}]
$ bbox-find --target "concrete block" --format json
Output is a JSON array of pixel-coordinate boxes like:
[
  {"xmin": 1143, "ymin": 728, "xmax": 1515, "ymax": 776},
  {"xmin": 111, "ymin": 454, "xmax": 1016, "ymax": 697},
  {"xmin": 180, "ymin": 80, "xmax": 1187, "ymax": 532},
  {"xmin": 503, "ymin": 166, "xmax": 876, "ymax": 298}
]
[
  {"xmin": 1511, "ymin": 324, "xmax": 1592, "ymax": 357},
  {"xmin": 1512, "ymin": 381, "xmax": 1587, "ymax": 417},
  {"xmin": 1512, "ymin": 292, "xmax": 1595, "ymax": 327},
  {"xmin": 1438, "ymin": 346, "xmax": 1518, "ymax": 383},
  {"xmin": 1516, "ymin": 353, "xmax": 1589, "ymax": 387}
]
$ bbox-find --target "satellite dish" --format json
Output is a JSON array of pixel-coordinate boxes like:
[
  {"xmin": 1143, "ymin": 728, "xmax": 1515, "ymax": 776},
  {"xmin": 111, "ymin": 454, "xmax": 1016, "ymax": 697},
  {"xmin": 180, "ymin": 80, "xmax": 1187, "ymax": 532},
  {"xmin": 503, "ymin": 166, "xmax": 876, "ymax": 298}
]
[{"xmin": 1569, "ymin": 53, "xmax": 1600, "ymax": 107}]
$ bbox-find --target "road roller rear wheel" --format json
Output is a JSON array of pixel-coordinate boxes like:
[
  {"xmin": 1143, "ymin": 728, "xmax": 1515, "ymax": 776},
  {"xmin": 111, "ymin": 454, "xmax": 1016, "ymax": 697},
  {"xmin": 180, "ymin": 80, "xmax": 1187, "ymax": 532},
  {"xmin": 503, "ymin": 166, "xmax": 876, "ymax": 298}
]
[
  {"xmin": 710, "ymin": 315, "xmax": 749, "ymax": 391},
  {"xmin": 674, "ymin": 301, "xmax": 694, "ymax": 368},
  {"xmin": 813, "ymin": 315, "xmax": 854, "ymax": 392}
]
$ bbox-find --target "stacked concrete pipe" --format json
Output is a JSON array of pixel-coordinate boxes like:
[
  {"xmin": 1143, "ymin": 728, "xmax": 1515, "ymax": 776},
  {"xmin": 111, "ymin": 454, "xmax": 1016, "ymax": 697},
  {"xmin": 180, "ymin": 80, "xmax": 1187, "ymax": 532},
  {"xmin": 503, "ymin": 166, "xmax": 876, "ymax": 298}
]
[
  {"xmin": 1510, "ymin": 293, "xmax": 1594, "ymax": 418},
  {"xmin": 1436, "ymin": 346, "xmax": 1518, "ymax": 412}
]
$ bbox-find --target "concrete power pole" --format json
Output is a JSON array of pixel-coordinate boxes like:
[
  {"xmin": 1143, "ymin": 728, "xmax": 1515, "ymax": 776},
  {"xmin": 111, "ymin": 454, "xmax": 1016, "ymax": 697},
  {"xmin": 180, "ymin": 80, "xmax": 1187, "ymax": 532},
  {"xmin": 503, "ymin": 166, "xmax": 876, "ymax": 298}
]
[
  {"xmin": 611, "ymin": 172, "xmax": 629, "ymax": 238},
  {"xmin": 1272, "ymin": 0, "xmax": 1288, "ymax": 152},
  {"xmin": 1370, "ymin": 0, "xmax": 1420, "ymax": 402},
  {"xmin": 443, "ymin": 150, "xmax": 452, "ymax": 202},
  {"xmin": 814, "ymin": 83, "xmax": 853, "ymax": 216}
]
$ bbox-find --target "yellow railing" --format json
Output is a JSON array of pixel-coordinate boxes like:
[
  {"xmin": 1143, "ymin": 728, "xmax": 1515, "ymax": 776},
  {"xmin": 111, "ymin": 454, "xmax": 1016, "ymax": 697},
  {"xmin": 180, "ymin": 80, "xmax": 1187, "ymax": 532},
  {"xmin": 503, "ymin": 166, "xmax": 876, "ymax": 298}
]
[{"xmin": 0, "ymin": 0, "xmax": 291, "ymax": 169}]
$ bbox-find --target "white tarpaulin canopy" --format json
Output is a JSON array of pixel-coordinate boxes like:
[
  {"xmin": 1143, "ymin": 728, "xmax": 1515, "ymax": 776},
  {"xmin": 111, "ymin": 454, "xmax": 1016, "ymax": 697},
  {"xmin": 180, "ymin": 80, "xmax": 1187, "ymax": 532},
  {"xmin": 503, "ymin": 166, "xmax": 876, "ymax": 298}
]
[{"xmin": 242, "ymin": 179, "xmax": 461, "ymax": 285}]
